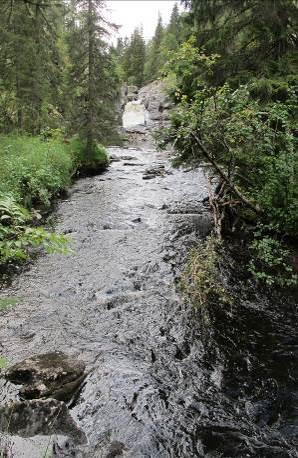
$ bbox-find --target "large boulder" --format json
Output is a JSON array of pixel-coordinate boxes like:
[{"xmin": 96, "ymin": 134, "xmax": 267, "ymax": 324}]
[
  {"xmin": 5, "ymin": 352, "xmax": 86, "ymax": 401},
  {"xmin": 0, "ymin": 398, "xmax": 86, "ymax": 444},
  {"xmin": 138, "ymin": 80, "xmax": 173, "ymax": 126}
]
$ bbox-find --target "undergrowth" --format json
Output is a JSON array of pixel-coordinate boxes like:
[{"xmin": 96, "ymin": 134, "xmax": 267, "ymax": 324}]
[
  {"xmin": 0, "ymin": 133, "xmax": 108, "ymax": 267},
  {"xmin": 181, "ymin": 235, "xmax": 232, "ymax": 310}
]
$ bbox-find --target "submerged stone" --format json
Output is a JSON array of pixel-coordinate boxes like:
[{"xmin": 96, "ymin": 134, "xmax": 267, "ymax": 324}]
[
  {"xmin": 0, "ymin": 398, "xmax": 86, "ymax": 444},
  {"xmin": 5, "ymin": 351, "xmax": 86, "ymax": 401}
]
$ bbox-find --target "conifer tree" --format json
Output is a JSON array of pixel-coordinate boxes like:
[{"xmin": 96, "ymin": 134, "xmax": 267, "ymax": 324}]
[
  {"xmin": 121, "ymin": 28, "xmax": 146, "ymax": 87},
  {"xmin": 144, "ymin": 14, "xmax": 164, "ymax": 82},
  {"xmin": 65, "ymin": 0, "xmax": 120, "ymax": 161},
  {"xmin": 0, "ymin": 0, "xmax": 63, "ymax": 133},
  {"xmin": 182, "ymin": 0, "xmax": 298, "ymax": 84}
]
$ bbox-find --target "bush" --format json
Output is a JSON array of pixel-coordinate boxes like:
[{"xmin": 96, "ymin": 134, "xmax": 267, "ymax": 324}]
[
  {"xmin": 0, "ymin": 194, "xmax": 69, "ymax": 265},
  {"xmin": 248, "ymin": 225, "xmax": 298, "ymax": 287},
  {"xmin": 0, "ymin": 134, "xmax": 109, "ymax": 207}
]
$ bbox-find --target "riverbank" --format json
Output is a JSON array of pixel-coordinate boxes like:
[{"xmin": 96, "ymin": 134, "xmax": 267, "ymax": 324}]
[{"xmin": 0, "ymin": 134, "xmax": 109, "ymax": 269}]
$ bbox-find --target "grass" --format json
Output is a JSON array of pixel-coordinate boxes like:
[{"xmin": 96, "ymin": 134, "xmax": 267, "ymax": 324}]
[
  {"xmin": 0, "ymin": 134, "xmax": 109, "ymax": 209},
  {"xmin": 0, "ymin": 297, "xmax": 20, "ymax": 311},
  {"xmin": 0, "ymin": 134, "xmax": 109, "ymax": 266},
  {"xmin": 0, "ymin": 356, "xmax": 8, "ymax": 369},
  {"xmin": 181, "ymin": 235, "xmax": 232, "ymax": 309}
]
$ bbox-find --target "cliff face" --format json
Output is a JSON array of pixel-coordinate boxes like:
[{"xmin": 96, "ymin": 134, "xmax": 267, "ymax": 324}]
[
  {"xmin": 121, "ymin": 80, "xmax": 173, "ymax": 132},
  {"xmin": 138, "ymin": 80, "xmax": 173, "ymax": 127}
]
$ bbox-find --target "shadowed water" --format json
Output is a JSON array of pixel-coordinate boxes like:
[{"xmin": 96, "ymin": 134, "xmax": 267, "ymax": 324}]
[{"xmin": 0, "ymin": 144, "xmax": 297, "ymax": 457}]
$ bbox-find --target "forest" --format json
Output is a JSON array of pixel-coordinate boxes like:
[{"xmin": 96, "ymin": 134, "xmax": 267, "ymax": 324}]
[
  {"xmin": 0, "ymin": 0, "xmax": 119, "ymax": 265},
  {"xmin": 1, "ymin": 0, "xmax": 297, "ymax": 286}
]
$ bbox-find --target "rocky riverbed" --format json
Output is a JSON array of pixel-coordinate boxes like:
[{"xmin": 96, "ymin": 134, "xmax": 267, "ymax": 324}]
[{"xmin": 0, "ymin": 141, "xmax": 297, "ymax": 457}]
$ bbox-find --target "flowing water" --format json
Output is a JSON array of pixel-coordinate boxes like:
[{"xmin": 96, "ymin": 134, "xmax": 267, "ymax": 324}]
[{"xmin": 0, "ymin": 139, "xmax": 297, "ymax": 457}]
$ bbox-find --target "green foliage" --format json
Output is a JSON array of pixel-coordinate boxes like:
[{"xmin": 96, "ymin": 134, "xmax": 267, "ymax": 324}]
[
  {"xmin": 65, "ymin": 0, "xmax": 121, "ymax": 150},
  {"xmin": 181, "ymin": 236, "xmax": 231, "ymax": 307},
  {"xmin": 0, "ymin": 297, "xmax": 20, "ymax": 311},
  {"xmin": 115, "ymin": 3, "xmax": 186, "ymax": 86},
  {"xmin": 0, "ymin": 193, "xmax": 69, "ymax": 265},
  {"xmin": 119, "ymin": 28, "xmax": 146, "ymax": 87},
  {"xmin": 0, "ymin": 0, "xmax": 120, "ymax": 148},
  {"xmin": 0, "ymin": 356, "xmax": 8, "ymax": 370},
  {"xmin": 182, "ymin": 0, "xmax": 298, "ymax": 86},
  {"xmin": 249, "ymin": 228, "xmax": 298, "ymax": 287},
  {"xmin": 160, "ymin": 0, "xmax": 298, "ymax": 289},
  {"xmin": 76, "ymin": 141, "xmax": 109, "ymax": 175},
  {"xmin": 161, "ymin": 47, "xmax": 298, "ymax": 237},
  {"xmin": 0, "ymin": 135, "xmax": 77, "ymax": 208}
]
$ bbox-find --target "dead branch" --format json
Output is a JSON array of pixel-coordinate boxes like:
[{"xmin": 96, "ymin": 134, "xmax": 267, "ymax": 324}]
[{"xmin": 191, "ymin": 133, "xmax": 262, "ymax": 215}]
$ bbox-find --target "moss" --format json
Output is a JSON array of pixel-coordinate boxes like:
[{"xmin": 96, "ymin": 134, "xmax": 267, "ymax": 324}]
[{"xmin": 74, "ymin": 141, "xmax": 109, "ymax": 176}]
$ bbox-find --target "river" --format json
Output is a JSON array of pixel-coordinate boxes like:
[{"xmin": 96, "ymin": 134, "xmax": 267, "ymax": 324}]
[{"xmin": 0, "ymin": 139, "xmax": 297, "ymax": 457}]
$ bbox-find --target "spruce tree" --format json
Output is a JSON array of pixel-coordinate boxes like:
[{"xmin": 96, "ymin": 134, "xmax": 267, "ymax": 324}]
[
  {"xmin": 144, "ymin": 14, "xmax": 164, "ymax": 82},
  {"xmin": 121, "ymin": 28, "xmax": 146, "ymax": 87},
  {"xmin": 0, "ymin": 0, "xmax": 63, "ymax": 133},
  {"xmin": 65, "ymin": 0, "xmax": 120, "ymax": 162}
]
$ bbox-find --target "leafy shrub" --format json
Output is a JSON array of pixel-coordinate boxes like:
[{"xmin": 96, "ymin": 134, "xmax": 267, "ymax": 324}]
[
  {"xmin": 0, "ymin": 194, "xmax": 69, "ymax": 265},
  {"xmin": 248, "ymin": 224, "xmax": 297, "ymax": 287},
  {"xmin": 161, "ymin": 59, "xmax": 297, "ymax": 237},
  {"xmin": 0, "ymin": 356, "xmax": 8, "ymax": 369},
  {"xmin": 159, "ymin": 40, "xmax": 297, "ymax": 288},
  {"xmin": 0, "ymin": 135, "xmax": 77, "ymax": 208}
]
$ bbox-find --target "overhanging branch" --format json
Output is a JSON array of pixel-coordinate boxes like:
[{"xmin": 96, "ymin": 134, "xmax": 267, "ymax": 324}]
[{"xmin": 191, "ymin": 132, "xmax": 262, "ymax": 215}]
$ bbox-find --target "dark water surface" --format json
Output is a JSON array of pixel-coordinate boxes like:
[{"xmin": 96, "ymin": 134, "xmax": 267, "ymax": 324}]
[{"xmin": 0, "ymin": 145, "xmax": 297, "ymax": 457}]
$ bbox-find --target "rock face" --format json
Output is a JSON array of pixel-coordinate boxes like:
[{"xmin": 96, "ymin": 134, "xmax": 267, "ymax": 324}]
[
  {"xmin": 5, "ymin": 351, "xmax": 86, "ymax": 401},
  {"xmin": 126, "ymin": 85, "xmax": 138, "ymax": 101},
  {"xmin": 138, "ymin": 80, "xmax": 173, "ymax": 127},
  {"xmin": 121, "ymin": 80, "xmax": 173, "ymax": 134}
]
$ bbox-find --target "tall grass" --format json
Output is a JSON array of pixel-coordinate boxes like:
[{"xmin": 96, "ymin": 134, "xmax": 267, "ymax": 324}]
[
  {"xmin": 0, "ymin": 135, "xmax": 108, "ymax": 208},
  {"xmin": 0, "ymin": 134, "xmax": 108, "ymax": 266}
]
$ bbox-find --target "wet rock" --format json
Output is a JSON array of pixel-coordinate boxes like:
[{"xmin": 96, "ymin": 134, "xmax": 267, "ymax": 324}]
[
  {"xmin": 142, "ymin": 165, "xmax": 167, "ymax": 180},
  {"xmin": 124, "ymin": 125, "xmax": 147, "ymax": 134},
  {"xmin": 106, "ymin": 441, "xmax": 127, "ymax": 457},
  {"xmin": 0, "ymin": 434, "xmax": 78, "ymax": 458},
  {"xmin": 120, "ymin": 155, "xmax": 137, "ymax": 161},
  {"xmin": 5, "ymin": 352, "xmax": 86, "ymax": 401},
  {"xmin": 109, "ymin": 155, "xmax": 121, "ymax": 163},
  {"xmin": 126, "ymin": 85, "xmax": 138, "ymax": 101},
  {"xmin": 138, "ymin": 80, "xmax": 173, "ymax": 126},
  {"xmin": 0, "ymin": 398, "xmax": 86, "ymax": 444}
]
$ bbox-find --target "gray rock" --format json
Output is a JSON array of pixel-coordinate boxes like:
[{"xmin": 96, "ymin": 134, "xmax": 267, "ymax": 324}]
[
  {"xmin": 142, "ymin": 165, "xmax": 167, "ymax": 180},
  {"xmin": 126, "ymin": 85, "xmax": 139, "ymax": 101},
  {"xmin": 0, "ymin": 398, "xmax": 86, "ymax": 444},
  {"xmin": 5, "ymin": 352, "xmax": 86, "ymax": 401},
  {"xmin": 138, "ymin": 80, "xmax": 173, "ymax": 126}
]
